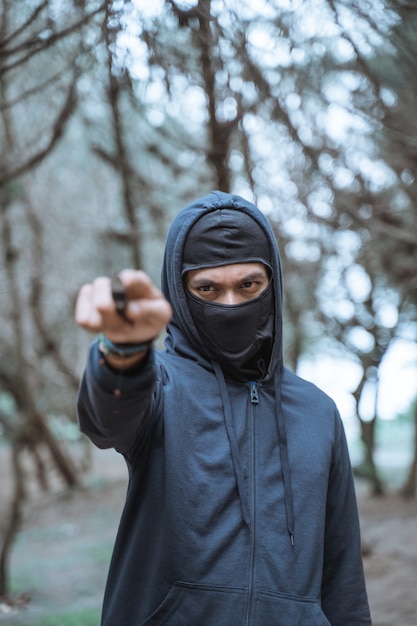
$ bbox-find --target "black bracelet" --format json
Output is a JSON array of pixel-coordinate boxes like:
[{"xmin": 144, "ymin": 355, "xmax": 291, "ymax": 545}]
[{"xmin": 98, "ymin": 333, "xmax": 153, "ymax": 357}]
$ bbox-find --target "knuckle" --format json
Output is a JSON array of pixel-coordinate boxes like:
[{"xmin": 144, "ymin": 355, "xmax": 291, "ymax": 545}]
[{"xmin": 93, "ymin": 276, "xmax": 111, "ymax": 291}]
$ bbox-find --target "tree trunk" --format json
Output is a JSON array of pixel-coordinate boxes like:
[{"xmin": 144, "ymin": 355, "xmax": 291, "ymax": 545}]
[
  {"xmin": 353, "ymin": 369, "xmax": 384, "ymax": 495},
  {"xmin": 30, "ymin": 412, "xmax": 79, "ymax": 488},
  {"xmin": 0, "ymin": 443, "xmax": 25, "ymax": 600},
  {"xmin": 400, "ymin": 402, "xmax": 417, "ymax": 498},
  {"xmin": 359, "ymin": 417, "xmax": 384, "ymax": 496}
]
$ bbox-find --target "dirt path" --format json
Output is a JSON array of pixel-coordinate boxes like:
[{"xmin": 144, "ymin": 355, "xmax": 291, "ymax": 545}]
[
  {"xmin": 358, "ymin": 481, "xmax": 417, "ymax": 626},
  {"xmin": 1, "ymin": 447, "xmax": 416, "ymax": 625}
]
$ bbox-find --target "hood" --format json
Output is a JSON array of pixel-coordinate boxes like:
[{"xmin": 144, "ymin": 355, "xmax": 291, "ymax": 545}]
[{"xmin": 161, "ymin": 190, "xmax": 283, "ymax": 381}]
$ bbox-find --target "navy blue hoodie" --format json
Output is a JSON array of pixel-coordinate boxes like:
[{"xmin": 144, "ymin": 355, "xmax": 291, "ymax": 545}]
[{"xmin": 77, "ymin": 191, "xmax": 371, "ymax": 625}]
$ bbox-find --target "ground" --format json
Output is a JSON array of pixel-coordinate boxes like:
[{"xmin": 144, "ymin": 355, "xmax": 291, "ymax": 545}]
[{"xmin": 0, "ymin": 446, "xmax": 416, "ymax": 626}]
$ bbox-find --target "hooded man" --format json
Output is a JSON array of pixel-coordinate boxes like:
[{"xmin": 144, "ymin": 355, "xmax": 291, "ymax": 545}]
[{"xmin": 76, "ymin": 191, "xmax": 371, "ymax": 626}]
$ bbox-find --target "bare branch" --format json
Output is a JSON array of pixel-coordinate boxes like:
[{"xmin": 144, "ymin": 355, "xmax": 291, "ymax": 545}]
[
  {"xmin": 0, "ymin": 0, "xmax": 49, "ymax": 51},
  {"xmin": 0, "ymin": 3, "xmax": 105, "ymax": 74},
  {"xmin": 0, "ymin": 74, "xmax": 77, "ymax": 185}
]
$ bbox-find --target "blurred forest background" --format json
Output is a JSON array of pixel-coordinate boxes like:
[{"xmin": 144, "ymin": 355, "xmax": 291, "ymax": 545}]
[{"xmin": 0, "ymin": 0, "xmax": 416, "ymax": 622}]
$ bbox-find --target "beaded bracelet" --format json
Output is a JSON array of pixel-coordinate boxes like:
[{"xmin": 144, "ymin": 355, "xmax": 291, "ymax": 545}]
[{"xmin": 98, "ymin": 333, "xmax": 153, "ymax": 357}]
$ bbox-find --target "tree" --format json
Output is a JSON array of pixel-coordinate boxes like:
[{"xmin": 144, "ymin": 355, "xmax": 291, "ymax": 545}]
[
  {"xmin": 0, "ymin": 0, "xmax": 104, "ymax": 601},
  {"xmin": 1, "ymin": 0, "xmax": 417, "ymax": 606}
]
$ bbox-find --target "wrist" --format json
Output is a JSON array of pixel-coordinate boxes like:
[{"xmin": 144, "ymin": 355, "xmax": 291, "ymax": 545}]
[
  {"xmin": 98, "ymin": 333, "xmax": 153, "ymax": 356},
  {"xmin": 98, "ymin": 334, "xmax": 153, "ymax": 371},
  {"xmin": 100, "ymin": 350, "xmax": 149, "ymax": 371}
]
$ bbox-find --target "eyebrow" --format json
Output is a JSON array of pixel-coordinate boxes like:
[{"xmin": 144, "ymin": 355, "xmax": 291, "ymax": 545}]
[
  {"xmin": 239, "ymin": 271, "xmax": 268, "ymax": 282},
  {"xmin": 187, "ymin": 271, "xmax": 267, "ymax": 288}
]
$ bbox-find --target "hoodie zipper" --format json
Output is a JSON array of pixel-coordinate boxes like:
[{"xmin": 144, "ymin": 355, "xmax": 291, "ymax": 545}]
[{"xmin": 245, "ymin": 382, "xmax": 259, "ymax": 626}]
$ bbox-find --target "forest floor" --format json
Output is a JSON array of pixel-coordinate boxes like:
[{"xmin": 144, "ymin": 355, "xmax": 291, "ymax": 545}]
[{"xmin": 0, "ymin": 445, "xmax": 416, "ymax": 626}]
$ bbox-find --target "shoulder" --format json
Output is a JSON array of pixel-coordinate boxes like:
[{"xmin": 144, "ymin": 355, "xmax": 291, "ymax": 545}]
[
  {"xmin": 280, "ymin": 367, "xmax": 343, "ymax": 443},
  {"xmin": 282, "ymin": 367, "xmax": 337, "ymax": 410},
  {"xmin": 280, "ymin": 369, "xmax": 348, "ymax": 464},
  {"xmin": 154, "ymin": 349, "xmax": 215, "ymax": 389}
]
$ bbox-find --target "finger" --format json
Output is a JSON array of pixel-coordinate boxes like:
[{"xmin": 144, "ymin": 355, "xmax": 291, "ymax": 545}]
[
  {"xmin": 77, "ymin": 277, "xmax": 124, "ymax": 332},
  {"xmin": 90, "ymin": 276, "xmax": 116, "ymax": 315},
  {"xmin": 127, "ymin": 297, "xmax": 172, "ymax": 327},
  {"xmin": 99, "ymin": 298, "xmax": 172, "ymax": 344},
  {"xmin": 118, "ymin": 269, "xmax": 163, "ymax": 301},
  {"xmin": 75, "ymin": 283, "xmax": 104, "ymax": 332}
]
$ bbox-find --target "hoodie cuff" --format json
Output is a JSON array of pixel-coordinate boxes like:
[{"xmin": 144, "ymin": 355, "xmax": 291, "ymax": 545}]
[{"xmin": 90, "ymin": 340, "xmax": 155, "ymax": 395}]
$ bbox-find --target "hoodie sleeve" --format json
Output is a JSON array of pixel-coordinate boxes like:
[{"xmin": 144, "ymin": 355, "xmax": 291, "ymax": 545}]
[
  {"xmin": 77, "ymin": 341, "xmax": 157, "ymax": 456},
  {"xmin": 321, "ymin": 411, "xmax": 372, "ymax": 625}
]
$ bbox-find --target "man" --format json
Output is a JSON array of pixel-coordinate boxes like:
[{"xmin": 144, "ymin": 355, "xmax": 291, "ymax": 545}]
[{"xmin": 76, "ymin": 190, "xmax": 371, "ymax": 625}]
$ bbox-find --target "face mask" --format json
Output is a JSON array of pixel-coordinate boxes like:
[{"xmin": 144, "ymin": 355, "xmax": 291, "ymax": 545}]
[{"xmin": 186, "ymin": 282, "xmax": 274, "ymax": 380}]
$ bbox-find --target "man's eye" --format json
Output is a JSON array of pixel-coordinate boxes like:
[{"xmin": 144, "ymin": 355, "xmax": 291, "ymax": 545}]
[
  {"xmin": 242, "ymin": 281, "xmax": 255, "ymax": 289},
  {"xmin": 199, "ymin": 285, "xmax": 213, "ymax": 292}
]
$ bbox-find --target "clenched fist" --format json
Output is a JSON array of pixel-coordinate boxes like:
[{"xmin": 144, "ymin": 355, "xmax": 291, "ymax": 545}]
[{"xmin": 75, "ymin": 269, "xmax": 172, "ymax": 344}]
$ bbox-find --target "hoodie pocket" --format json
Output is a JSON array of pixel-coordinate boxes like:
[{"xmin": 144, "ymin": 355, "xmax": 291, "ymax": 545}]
[
  {"xmin": 141, "ymin": 581, "xmax": 246, "ymax": 625},
  {"xmin": 254, "ymin": 589, "xmax": 332, "ymax": 626}
]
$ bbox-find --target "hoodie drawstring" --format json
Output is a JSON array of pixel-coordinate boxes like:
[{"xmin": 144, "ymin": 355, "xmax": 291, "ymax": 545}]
[
  {"xmin": 274, "ymin": 372, "xmax": 295, "ymax": 547},
  {"xmin": 213, "ymin": 362, "xmax": 251, "ymax": 530}
]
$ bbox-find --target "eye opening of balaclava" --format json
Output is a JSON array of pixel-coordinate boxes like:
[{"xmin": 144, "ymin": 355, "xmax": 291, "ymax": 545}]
[{"xmin": 182, "ymin": 208, "xmax": 275, "ymax": 381}]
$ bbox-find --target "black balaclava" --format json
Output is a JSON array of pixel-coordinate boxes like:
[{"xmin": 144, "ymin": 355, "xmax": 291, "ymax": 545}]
[{"xmin": 182, "ymin": 208, "xmax": 275, "ymax": 381}]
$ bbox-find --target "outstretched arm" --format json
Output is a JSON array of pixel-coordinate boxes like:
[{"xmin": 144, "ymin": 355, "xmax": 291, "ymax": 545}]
[{"xmin": 75, "ymin": 269, "xmax": 172, "ymax": 454}]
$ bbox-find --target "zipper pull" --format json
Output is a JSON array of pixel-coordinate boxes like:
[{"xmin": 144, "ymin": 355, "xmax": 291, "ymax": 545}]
[{"xmin": 250, "ymin": 382, "xmax": 259, "ymax": 404}]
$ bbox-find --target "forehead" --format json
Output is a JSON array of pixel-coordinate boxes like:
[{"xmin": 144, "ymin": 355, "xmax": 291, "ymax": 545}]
[{"xmin": 186, "ymin": 262, "xmax": 268, "ymax": 283}]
